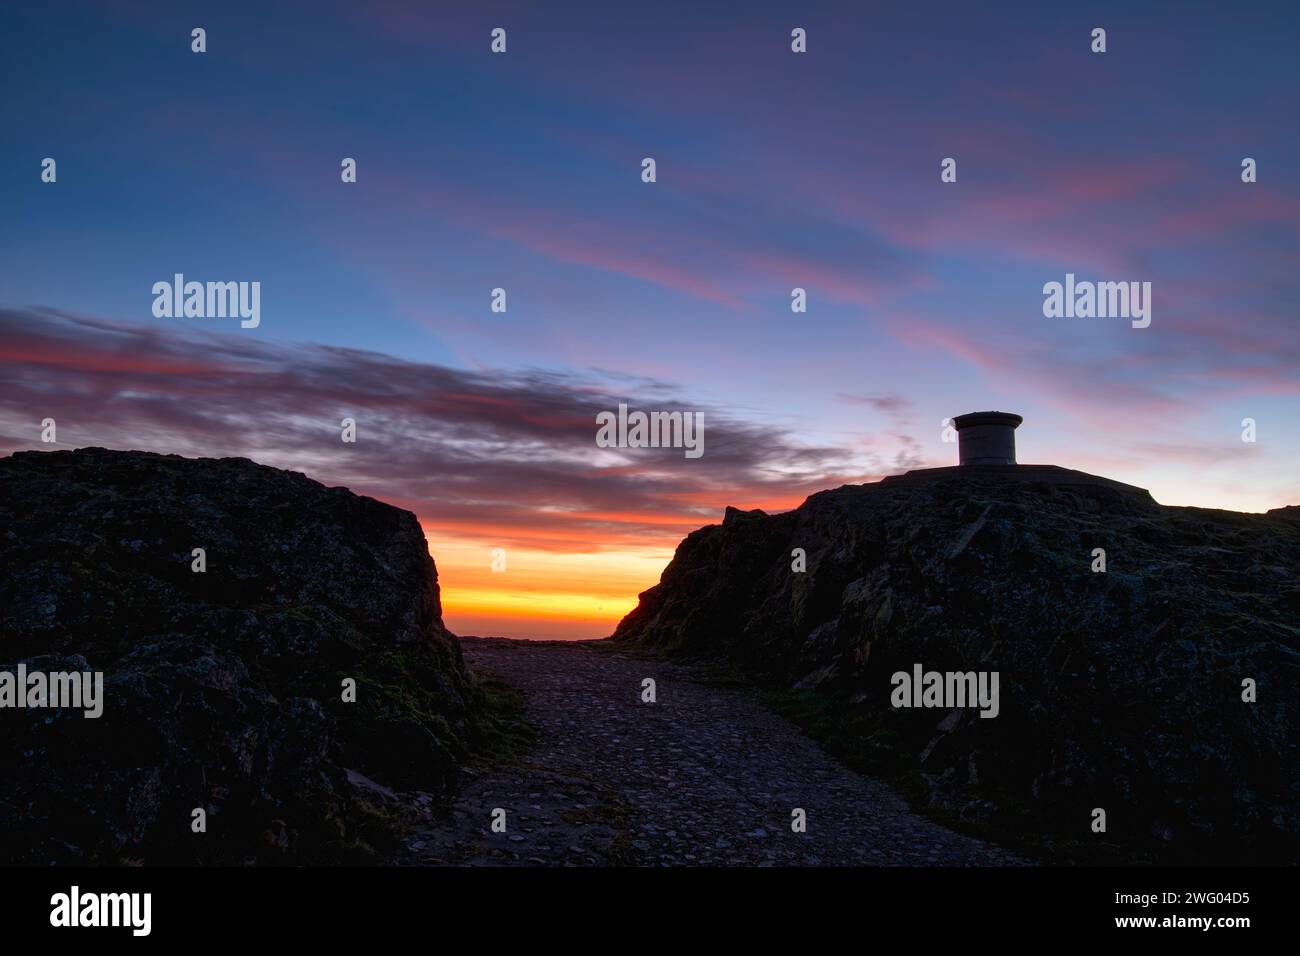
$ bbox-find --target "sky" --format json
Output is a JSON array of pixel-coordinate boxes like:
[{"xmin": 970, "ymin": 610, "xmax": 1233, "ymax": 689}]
[{"xmin": 2, "ymin": 1, "xmax": 1298, "ymax": 638}]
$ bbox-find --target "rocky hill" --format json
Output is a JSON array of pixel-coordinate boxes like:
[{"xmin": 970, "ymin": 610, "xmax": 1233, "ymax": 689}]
[
  {"xmin": 0, "ymin": 447, "xmax": 485, "ymax": 865},
  {"xmin": 612, "ymin": 465, "xmax": 1300, "ymax": 864}
]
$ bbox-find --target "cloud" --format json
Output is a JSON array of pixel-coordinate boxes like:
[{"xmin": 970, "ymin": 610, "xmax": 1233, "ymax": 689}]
[
  {"xmin": 836, "ymin": 393, "xmax": 913, "ymax": 413},
  {"xmin": 0, "ymin": 308, "xmax": 903, "ymax": 552}
]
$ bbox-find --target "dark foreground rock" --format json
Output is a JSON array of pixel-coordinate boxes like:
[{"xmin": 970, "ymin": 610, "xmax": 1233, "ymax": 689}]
[
  {"xmin": 612, "ymin": 465, "xmax": 1300, "ymax": 864},
  {"xmin": 0, "ymin": 448, "xmax": 483, "ymax": 865}
]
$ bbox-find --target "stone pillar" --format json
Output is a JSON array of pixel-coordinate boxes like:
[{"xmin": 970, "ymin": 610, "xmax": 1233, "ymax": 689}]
[{"xmin": 952, "ymin": 411, "xmax": 1023, "ymax": 465}]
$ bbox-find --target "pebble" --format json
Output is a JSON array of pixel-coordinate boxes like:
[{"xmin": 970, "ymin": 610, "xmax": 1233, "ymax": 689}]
[{"xmin": 392, "ymin": 638, "xmax": 1024, "ymax": 867}]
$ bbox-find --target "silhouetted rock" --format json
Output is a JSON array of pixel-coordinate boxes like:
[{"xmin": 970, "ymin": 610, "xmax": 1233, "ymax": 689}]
[
  {"xmin": 612, "ymin": 465, "xmax": 1300, "ymax": 863},
  {"xmin": 0, "ymin": 448, "xmax": 482, "ymax": 864}
]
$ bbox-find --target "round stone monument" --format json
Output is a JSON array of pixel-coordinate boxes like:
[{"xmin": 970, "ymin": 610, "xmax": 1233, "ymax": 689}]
[{"xmin": 952, "ymin": 411, "xmax": 1023, "ymax": 465}]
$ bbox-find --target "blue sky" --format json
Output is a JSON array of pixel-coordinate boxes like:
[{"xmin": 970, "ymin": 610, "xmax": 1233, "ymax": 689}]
[{"xmin": 2, "ymin": 1, "xmax": 1298, "ymax": 636}]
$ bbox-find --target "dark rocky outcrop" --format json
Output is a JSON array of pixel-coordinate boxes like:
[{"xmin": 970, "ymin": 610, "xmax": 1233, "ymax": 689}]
[
  {"xmin": 612, "ymin": 465, "xmax": 1300, "ymax": 864},
  {"xmin": 0, "ymin": 448, "xmax": 483, "ymax": 865}
]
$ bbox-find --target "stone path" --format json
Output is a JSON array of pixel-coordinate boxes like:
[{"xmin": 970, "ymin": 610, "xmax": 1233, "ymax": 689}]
[{"xmin": 396, "ymin": 637, "xmax": 1024, "ymax": 866}]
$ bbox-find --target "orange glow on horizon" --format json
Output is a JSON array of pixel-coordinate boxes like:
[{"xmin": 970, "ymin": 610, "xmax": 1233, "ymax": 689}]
[
  {"xmin": 419, "ymin": 484, "xmax": 863, "ymax": 639},
  {"xmin": 424, "ymin": 527, "xmax": 674, "ymax": 640}
]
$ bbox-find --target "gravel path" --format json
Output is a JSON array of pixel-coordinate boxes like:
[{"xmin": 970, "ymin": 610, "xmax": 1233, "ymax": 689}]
[{"xmin": 397, "ymin": 637, "xmax": 1025, "ymax": 866}]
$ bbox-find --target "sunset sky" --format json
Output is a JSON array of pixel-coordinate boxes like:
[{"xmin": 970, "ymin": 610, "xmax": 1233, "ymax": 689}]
[{"xmin": 2, "ymin": 1, "xmax": 1298, "ymax": 638}]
